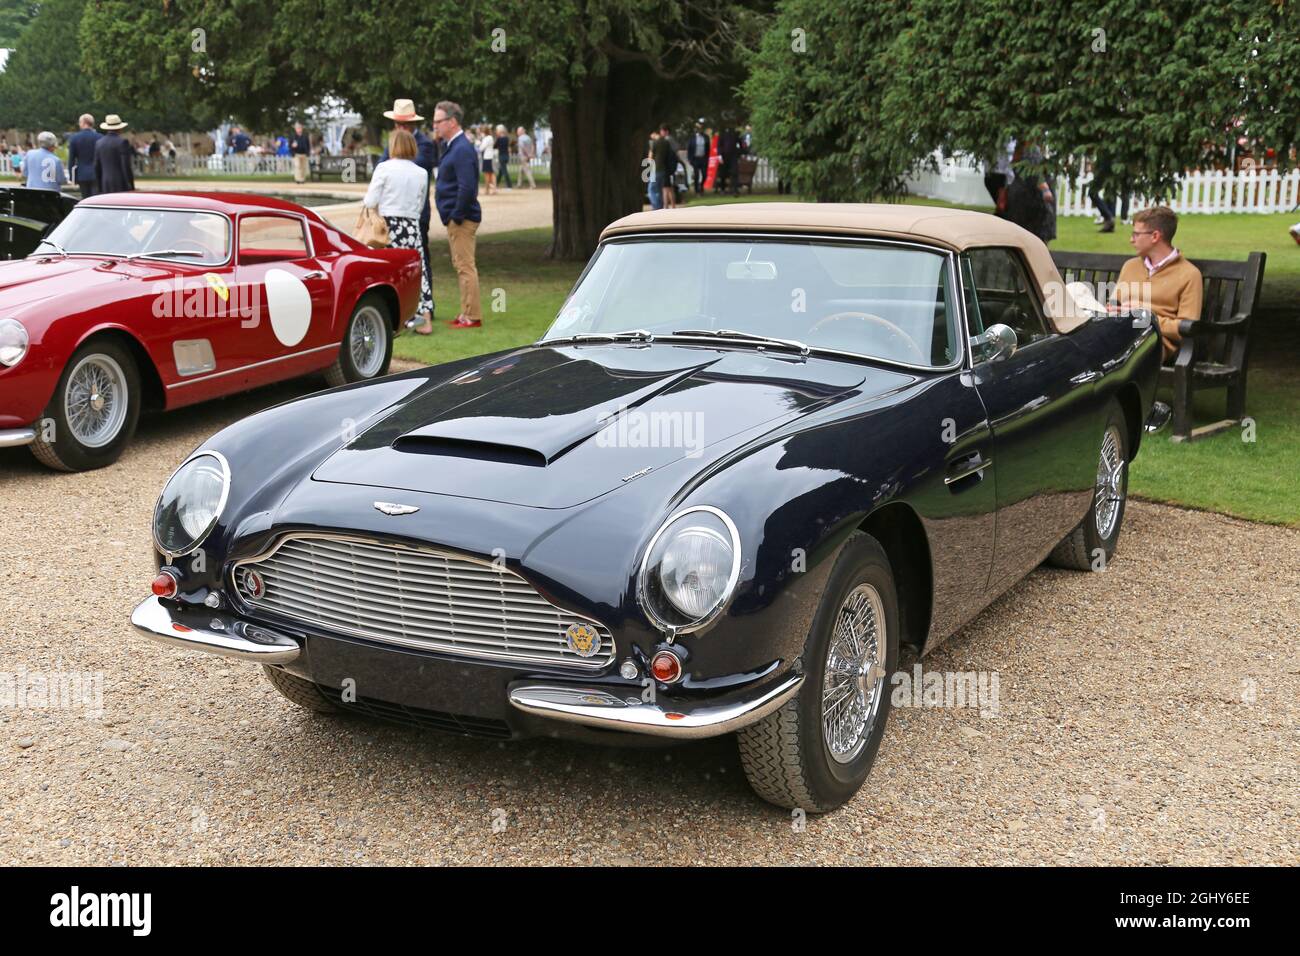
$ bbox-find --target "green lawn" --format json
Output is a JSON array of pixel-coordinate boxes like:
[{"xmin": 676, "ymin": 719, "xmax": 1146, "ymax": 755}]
[{"xmin": 397, "ymin": 194, "xmax": 1300, "ymax": 526}]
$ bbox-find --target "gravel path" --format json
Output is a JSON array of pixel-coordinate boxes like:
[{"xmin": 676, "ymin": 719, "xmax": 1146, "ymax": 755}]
[{"xmin": 2, "ymin": 376, "xmax": 1296, "ymax": 865}]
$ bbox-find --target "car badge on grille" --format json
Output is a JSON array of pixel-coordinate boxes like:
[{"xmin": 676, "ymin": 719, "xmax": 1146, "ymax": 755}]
[
  {"xmin": 565, "ymin": 622, "xmax": 602, "ymax": 658},
  {"xmin": 374, "ymin": 501, "xmax": 420, "ymax": 516},
  {"xmin": 238, "ymin": 567, "xmax": 265, "ymax": 601}
]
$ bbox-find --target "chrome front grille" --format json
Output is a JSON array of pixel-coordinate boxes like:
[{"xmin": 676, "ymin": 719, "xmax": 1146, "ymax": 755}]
[{"xmin": 232, "ymin": 534, "xmax": 613, "ymax": 669}]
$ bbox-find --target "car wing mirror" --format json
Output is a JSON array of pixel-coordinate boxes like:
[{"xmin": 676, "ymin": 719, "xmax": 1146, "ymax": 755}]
[{"xmin": 971, "ymin": 323, "xmax": 1017, "ymax": 362}]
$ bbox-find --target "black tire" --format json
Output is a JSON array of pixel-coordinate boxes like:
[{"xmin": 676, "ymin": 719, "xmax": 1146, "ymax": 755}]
[
  {"xmin": 262, "ymin": 666, "xmax": 340, "ymax": 713},
  {"xmin": 1049, "ymin": 399, "xmax": 1130, "ymax": 571},
  {"xmin": 29, "ymin": 338, "xmax": 141, "ymax": 472},
  {"xmin": 325, "ymin": 292, "xmax": 393, "ymax": 387},
  {"xmin": 738, "ymin": 532, "xmax": 900, "ymax": 812}
]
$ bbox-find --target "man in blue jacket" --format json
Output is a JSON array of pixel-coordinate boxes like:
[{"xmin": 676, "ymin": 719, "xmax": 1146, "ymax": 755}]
[
  {"xmin": 432, "ymin": 100, "xmax": 483, "ymax": 329},
  {"xmin": 66, "ymin": 114, "xmax": 101, "ymax": 198}
]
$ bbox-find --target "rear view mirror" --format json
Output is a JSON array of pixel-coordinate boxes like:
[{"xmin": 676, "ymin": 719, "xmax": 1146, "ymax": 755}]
[{"xmin": 725, "ymin": 259, "xmax": 777, "ymax": 281}]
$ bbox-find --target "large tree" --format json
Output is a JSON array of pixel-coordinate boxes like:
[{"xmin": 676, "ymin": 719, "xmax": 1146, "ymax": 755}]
[
  {"xmin": 79, "ymin": 0, "xmax": 769, "ymax": 259},
  {"xmin": 746, "ymin": 0, "xmax": 1300, "ymax": 201}
]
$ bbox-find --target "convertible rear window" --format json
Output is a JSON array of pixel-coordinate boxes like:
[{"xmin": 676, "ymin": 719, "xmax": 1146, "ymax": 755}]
[
  {"xmin": 40, "ymin": 206, "xmax": 231, "ymax": 266},
  {"xmin": 544, "ymin": 237, "xmax": 960, "ymax": 367}
]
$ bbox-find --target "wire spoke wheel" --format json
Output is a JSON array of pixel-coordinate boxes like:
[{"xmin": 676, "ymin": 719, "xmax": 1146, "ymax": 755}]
[
  {"xmin": 63, "ymin": 353, "xmax": 129, "ymax": 448},
  {"xmin": 349, "ymin": 306, "xmax": 387, "ymax": 379},
  {"xmin": 821, "ymin": 583, "xmax": 887, "ymax": 764},
  {"xmin": 1094, "ymin": 424, "xmax": 1125, "ymax": 539}
]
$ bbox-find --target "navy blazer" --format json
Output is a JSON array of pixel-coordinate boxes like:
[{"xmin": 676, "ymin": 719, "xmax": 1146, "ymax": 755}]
[
  {"xmin": 433, "ymin": 132, "xmax": 482, "ymax": 225},
  {"xmin": 67, "ymin": 129, "xmax": 101, "ymax": 184},
  {"xmin": 94, "ymin": 132, "xmax": 135, "ymax": 194}
]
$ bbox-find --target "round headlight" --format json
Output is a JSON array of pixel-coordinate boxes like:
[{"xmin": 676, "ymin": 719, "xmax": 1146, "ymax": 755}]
[
  {"xmin": 0, "ymin": 319, "xmax": 29, "ymax": 367},
  {"xmin": 152, "ymin": 451, "xmax": 230, "ymax": 557},
  {"xmin": 638, "ymin": 506, "xmax": 741, "ymax": 633}
]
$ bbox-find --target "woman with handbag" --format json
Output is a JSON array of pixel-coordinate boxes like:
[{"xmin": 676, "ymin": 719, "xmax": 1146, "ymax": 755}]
[{"xmin": 363, "ymin": 129, "xmax": 435, "ymax": 334}]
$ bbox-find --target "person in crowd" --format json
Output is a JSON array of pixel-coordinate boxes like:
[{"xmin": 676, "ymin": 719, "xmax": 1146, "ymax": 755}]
[
  {"xmin": 515, "ymin": 126, "xmax": 537, "ymax": 189},
  {"xmin": 716, "ymin": 125, "xmax": 740, "ymax": 196},
  {"xmin": 687, "ymin": 119, "xmax": 709, "ymax": 193},
  {"xmin": 66, "ymin": 114, "xmax": 101, "ymax": 198},
  {"xmin": 652, "ymin": 123, "xmax": 677, "ymax": 209},
  {"xmin": 432, "ymin": 101, "xmax": 483, "ymax": 330},
  {"xmin": 478, "ymin": 125, "xmax": 497, "ymax": 194},
  {"xmin": 381, "ymin": 99, "xmax": 437, "ymax": 316},
  {"xmin": 646, "ymin": 130, "xmax": 664, "ymax": 210},
  {"xmin": 1002, "ymin": 140, "xmax": 1055, "ymax": 243},
  {"xmin": 290, "ymin": 122, "xmax": 312, "ymax": 184},
  {"xmin": 983, "ymin": 138, "xmax": 1016, "ymax": 213},
  {"xmin": 364, "ymin": 128, "xmax": 434, "ymax": 334},
  {"xmin": 1111, "ymin": 206, "xmax": 1203, "ymax": 362},
  {"xmin": 18, "ymin": 132, "xmax": 65, "ymax": 190},
  {"xmin": 275, "ymin": 134, "xmax": 290, "ymax": 157},
  {"xmin": 230, "ymin": 126, "xmax": 251, "ymax": 153},
  {"xmin": 742, "ymin": 124, "xmax": 754, "ymax": 153},
  {"xmin": 147, "ymin": 138, "xmax": 162, "ymax": 174},
  {"xmin": 1088, "ymin": 155, "xmax": 1119, "ymax": 233},
  {"xmin": 494, "ymin": 125, "xmax": 512, "ymax": 190},
  {"xmin": 93, "ymin": 114, "xmax": 135, "ymax": 194}
]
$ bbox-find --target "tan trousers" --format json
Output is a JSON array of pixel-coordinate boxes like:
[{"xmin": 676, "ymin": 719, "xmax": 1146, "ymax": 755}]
[
  {"xmin": 292, "ymin": 153, "xmax": 309, "ymax": 183},
  {"xmin": 447, "ymin": 219, "xmax": 481, "ymax": 322}
]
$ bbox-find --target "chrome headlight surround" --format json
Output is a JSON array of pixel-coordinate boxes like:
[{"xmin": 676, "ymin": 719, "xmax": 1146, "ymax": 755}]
[
  {"xmin": 0, "ymin": 319, "xmax": 29, "ymax": 367},
  {"xmin": 152, "ymin": 450, "xmax": 231, "ymax": 560},
  {"xmin": 637, "ymin": 505, "xmax": 742, "ymax": 637}
]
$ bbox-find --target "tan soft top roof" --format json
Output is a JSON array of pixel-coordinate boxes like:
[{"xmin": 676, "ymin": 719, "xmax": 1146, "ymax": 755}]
[{"xmin": 601, "ymin": 203, "xmax": 1086, "ymax": 332}]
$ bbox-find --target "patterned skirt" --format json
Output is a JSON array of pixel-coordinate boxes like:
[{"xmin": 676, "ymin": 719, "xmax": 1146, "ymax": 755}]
[{"xmin": 384, "ymin": 215, "xmax": 433, "ymax": 316}]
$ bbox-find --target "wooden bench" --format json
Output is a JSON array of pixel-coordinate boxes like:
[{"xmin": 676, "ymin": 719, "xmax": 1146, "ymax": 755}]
[
  {"xmin": 310, "ymin": 154, "xmax": 372, "ymax": 182},
  {"xmin": 1051, "ymin": 249, "xmax": 1267, "ymax": 442}
]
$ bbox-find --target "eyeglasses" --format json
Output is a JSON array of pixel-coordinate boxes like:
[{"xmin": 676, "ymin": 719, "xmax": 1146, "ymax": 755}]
[
  {"xmin": 432, "ymin": 117, "xmax": 453, "ymax": 125},
  {"xmin": 1131, "ymin": 229, "xmax": 1156, "ymax": 237}
]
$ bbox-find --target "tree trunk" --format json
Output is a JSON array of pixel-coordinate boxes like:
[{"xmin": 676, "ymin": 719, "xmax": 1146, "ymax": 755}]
[{"xmin": 547, "ymin": 65, "xmax": 654, "ymax": 261}]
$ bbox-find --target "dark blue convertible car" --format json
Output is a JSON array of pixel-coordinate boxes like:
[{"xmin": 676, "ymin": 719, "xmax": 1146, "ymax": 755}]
[{"xmin": 133, "ymin": 203, "xmax": 1168, "ymax": 811}]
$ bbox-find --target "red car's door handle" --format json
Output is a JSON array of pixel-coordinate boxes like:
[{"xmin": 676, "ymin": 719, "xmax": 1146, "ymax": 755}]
[{"xmin": 301, "ymin": 270, "xmax": 327, "ymax": 281}]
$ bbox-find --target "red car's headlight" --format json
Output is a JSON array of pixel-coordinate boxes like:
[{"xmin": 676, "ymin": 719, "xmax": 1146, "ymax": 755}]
[{"xmin": 0, "ymin": 319, "xmax": 28, "ymax": 367}]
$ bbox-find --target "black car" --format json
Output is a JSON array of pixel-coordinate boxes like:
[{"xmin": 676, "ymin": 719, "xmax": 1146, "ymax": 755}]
[{"xmin": 132, "ymin": 203, "xmax": 1168, "ymax": 811}]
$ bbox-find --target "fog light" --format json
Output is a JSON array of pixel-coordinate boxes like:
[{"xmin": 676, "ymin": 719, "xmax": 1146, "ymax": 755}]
[
  {"xmin": 650, "ymin": 649, "xmax": 683, "ymax": 684},
  {"xmin": 619, "ymin": 660, "xmax": 639, "ymax": 681},
  {"xmin": 151, "ymin": 571, "xmax": 179, "ymax": 599}
]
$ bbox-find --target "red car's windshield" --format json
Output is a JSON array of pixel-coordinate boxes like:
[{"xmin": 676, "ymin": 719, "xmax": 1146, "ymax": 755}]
[{"xmin": 41, "ymin": 206, "xmax": 231, "ymax": 266}]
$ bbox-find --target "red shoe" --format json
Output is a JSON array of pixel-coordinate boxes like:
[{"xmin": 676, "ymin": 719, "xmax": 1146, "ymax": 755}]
[{"xmin": 446, "ymin": 315, "xmax": 482, "ymax": 329}]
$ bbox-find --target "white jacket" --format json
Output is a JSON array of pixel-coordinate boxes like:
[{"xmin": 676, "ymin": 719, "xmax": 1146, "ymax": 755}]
[{"xmin": 363, "ymin": 158, "xmax": 428, "ymax": 219}]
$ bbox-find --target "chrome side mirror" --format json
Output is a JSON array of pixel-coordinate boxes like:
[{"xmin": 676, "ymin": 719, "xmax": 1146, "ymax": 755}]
[{"xmin": 971, "ymin": 323, "xmax": 1017, "ymax": 362}]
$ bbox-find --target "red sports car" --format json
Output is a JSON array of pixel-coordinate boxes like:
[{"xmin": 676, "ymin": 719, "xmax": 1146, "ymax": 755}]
[{"xmin": 0, "ymin": 192, "xmax": 423, "ymax": 471}]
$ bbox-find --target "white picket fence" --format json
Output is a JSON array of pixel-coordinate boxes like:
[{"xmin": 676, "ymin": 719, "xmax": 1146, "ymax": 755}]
[{"xmin": 907, "ymin": 152, "xmax": 1300, "ymax": 216}]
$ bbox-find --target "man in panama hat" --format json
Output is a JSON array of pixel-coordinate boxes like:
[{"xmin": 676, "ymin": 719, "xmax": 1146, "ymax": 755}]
[
  {"xmin": 94, "ymin": 114, "xmax": 135, "ymax": 193},
  {"xmin": 381, "ymin": 98, "xmax": 437, "ymax": 332}
]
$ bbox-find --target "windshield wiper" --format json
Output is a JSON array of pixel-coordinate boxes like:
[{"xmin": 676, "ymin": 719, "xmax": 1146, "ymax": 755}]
[
  {"xmin": 34, "ymin": 238, "xmax": 68, "ymax": 258},
  {"xmin": 670, "ymin": 328, "xmax": 811, "ymax": 356},
  {"xmin": 123, "ymin": 249, "xmax": 206, "ymax": 262},
  {"xmin": 541, "ymin": 329, "xmax": 655, "ymax": 345}
]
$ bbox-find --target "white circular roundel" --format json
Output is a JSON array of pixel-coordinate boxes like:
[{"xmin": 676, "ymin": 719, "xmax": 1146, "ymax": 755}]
[{"xmin": 264, "ymin": 268, "xmax": 312, "ymax": 347}]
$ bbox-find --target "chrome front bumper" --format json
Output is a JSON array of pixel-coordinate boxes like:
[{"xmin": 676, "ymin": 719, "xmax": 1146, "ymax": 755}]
[
  {"xmin": 508, "ymin": 673, "xmax": 804, "ymax": 739},
  {"xmin": 131, "ymin": 596, "xmax": 302, "ymax": 663},
  {"xmin": 0, "ymin": 427, "xmax": 35, "ymax": 448}
]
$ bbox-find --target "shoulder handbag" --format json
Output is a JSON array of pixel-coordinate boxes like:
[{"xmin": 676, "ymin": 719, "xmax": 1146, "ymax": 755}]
[{"xmin": 355, "ymin": 206, "xmax": 390, "ymax": 248}]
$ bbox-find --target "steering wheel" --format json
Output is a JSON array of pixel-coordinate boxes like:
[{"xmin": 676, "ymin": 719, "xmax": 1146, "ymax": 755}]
[{"xmin": 808, "ymin": 311, "xmax": 927, "ymax": 365}]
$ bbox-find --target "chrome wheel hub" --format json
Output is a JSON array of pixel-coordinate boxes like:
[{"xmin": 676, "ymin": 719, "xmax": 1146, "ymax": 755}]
[
  {"xmin": 822, "ymin": 583, "xmax": 887, "ymax": 764},
  {"xmin": 350, "ymin": 306, "xmax": 386, "ymax": 378},
  {"xmin": 1094, "ymin": 425, "xmax": 1125, "ymax": 539},
  {"xmin": 64, "ymin": 354, "xmax": 128, "ymax": 448}
]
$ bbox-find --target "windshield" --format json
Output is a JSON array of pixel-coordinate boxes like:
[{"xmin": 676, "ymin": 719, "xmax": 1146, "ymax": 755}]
[
  {"xmin": 542, "ymin": 237, "xmax": 961, "ymax": 367},
  {"xmin": 39, "ymin": 207, "xmax": 231, "ymax": 265}
]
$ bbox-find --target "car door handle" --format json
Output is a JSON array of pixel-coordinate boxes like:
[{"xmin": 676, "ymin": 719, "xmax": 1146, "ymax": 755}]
[
  {"xmin": 945, "ymin": 453, "xmax": 992, "ymax": 486},
  {"xmin": 1069, "ymin": 370, "xmax": 1099, "ymax": 385},
  {"xmin": 301, "ymin": 270, "xmax": 327, "ymax": 281}
]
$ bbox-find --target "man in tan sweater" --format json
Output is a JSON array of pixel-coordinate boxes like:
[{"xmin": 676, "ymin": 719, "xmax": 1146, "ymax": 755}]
[{"xmin": 1112, "ymin": 206, "xmax": 1203, "ymax": 361}]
